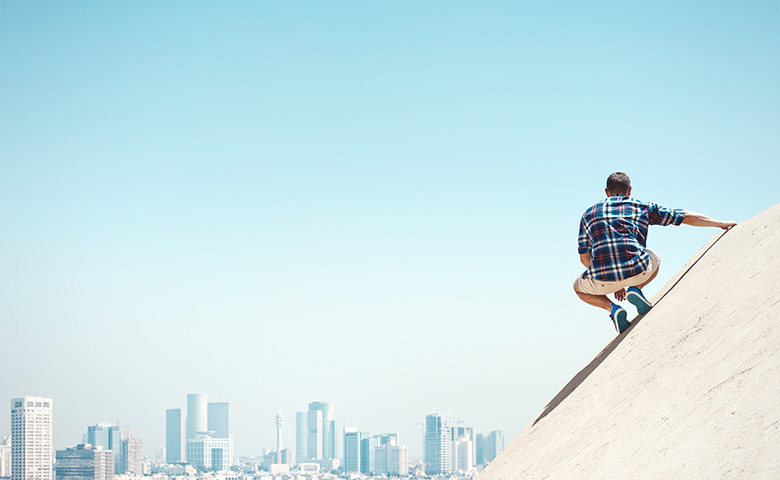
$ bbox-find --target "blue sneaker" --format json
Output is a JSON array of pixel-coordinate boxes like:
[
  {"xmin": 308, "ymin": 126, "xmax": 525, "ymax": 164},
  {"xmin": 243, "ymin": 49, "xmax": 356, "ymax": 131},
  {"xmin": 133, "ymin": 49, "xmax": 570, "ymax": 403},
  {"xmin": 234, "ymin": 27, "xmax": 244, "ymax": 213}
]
[
  {"xmin": 610, "ymin": 304, "xmax": 630, "ymax": 334},
  {"xmin": 627, "ymin": 286, "xmax": 653, "ymax": 314}
]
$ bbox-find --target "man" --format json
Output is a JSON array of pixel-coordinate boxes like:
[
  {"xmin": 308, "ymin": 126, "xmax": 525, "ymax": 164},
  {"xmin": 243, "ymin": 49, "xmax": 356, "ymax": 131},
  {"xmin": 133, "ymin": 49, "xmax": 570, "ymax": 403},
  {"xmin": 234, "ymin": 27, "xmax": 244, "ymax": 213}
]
[{"xmin": 575, "ymin": 172, "xmax": 736, "ymax": 334}]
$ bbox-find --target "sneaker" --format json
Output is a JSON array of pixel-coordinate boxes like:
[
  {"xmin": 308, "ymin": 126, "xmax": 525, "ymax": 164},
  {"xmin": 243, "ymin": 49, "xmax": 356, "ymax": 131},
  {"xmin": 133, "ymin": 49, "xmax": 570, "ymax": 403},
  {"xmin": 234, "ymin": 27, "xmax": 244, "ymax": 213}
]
[
  {"xmin": 610, "ymin": 304, "xmax": 630, "ymax": 334},
  {"xmin": 627, "ymin": 286, "xmax": 653, "ymax": 314}
]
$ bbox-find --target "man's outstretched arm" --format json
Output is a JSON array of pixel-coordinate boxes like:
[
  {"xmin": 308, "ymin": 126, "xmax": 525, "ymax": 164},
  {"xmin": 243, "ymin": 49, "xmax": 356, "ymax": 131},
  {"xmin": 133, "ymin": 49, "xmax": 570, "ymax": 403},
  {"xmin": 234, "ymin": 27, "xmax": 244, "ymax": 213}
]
[{"xmin": 682, "ymin": 210, "xmax": 737, "ymax": 230}]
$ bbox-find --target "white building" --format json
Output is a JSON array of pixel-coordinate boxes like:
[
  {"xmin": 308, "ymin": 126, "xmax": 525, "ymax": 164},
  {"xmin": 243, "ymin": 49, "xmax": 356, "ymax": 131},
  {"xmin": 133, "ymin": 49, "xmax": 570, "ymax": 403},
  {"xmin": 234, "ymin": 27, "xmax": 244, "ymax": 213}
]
[
  {"xmin": 185, "ymin": 435, "xmax": 233, "ymax": 471},
  {"xmin": 388, "ymin": 444, "xmax": 409, "ymax": 476},
  {"xmin": 11, "ymin": 396, "xmax": 53, "ymax": 480},
  {"xmin": 0, "ymin": 435, "xmax": 11, "ymax": 477},
  {"xmin": 424, "ymin": 413, "xmax": 452, "ymax": 475}
]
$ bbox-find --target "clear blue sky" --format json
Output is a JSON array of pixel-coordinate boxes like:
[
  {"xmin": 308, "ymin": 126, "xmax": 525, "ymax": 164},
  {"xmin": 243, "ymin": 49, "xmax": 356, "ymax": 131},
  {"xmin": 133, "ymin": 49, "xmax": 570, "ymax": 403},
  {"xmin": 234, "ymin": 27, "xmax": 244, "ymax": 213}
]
[{"xmin": 1, "ymin": 0, "xmax": 778, "ymax": 458}]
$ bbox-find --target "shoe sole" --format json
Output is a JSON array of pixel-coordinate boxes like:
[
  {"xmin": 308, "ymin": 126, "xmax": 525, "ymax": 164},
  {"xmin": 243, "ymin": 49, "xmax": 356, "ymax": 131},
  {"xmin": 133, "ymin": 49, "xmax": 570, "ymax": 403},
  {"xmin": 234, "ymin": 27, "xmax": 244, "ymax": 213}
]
[
  {"xmin": 613, "ymin": 308, "xmax": 629, "ymax": 334},
  {"xmin": 627, "ymin": 291, "xmax": 653, "ymax": 315}
]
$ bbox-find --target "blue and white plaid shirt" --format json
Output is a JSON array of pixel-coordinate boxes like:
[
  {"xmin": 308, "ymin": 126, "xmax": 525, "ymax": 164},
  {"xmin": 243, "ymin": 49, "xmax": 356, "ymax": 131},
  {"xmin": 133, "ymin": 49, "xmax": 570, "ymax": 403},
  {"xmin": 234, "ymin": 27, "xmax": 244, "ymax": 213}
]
[{"xmin": 578, "ymin": 196, "xmax": 685, "ymax": 282}]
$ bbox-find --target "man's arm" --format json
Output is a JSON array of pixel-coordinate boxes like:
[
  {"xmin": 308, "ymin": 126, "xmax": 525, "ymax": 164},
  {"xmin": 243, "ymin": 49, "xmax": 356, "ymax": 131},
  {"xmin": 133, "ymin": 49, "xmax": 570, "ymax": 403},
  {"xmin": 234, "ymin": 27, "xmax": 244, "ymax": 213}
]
[
  {"xmin": 682, "ymin": 210, "xmax": 737, "ymax": 230},
  {"xmin": 579, "ymin": 253, "xmax": 591, "ymax": 268}
]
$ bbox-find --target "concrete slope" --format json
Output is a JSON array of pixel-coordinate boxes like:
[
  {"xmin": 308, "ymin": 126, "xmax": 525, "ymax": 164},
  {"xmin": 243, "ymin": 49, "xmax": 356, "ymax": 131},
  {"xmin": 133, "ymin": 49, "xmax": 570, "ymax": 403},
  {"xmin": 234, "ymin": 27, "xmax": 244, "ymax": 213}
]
[{"xmin": 480, "ymin": 203, "xmax": 780, "ymax": 479}]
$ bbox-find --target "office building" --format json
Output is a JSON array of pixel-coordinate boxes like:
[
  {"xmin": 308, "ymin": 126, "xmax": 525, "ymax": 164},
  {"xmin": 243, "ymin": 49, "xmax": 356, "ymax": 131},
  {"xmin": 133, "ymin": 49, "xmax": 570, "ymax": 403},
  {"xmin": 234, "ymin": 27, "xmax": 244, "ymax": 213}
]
[
  {"xmin": 424, "ymin": 413, "xmax": 452, "ymax": 475},
  {"xmin": 207, "ymin": 402, "xmax": 229, "ymax": 438},
  {"xmin": 86, "ymin": 424, "xmax": 121, "ymax": 474},
  {"xmin": 165, "ymin": 409, "xmax": 185, "ymax": 463},
  {"xmin": 307, "ymin": 402, "xmax": 336, "ymax": 460},
  {"xmin": 452, "ymin": 426, "xmax": 475, "ymax": 473},
  {"xmin": 186, "ymin": 394, "xmax": 207, "ymax": 441},
  {"xmin": 55, "ymin": 444, "xmax": 113, "ymax": 480},
  {"xmin": 11, "ymin": 397, "xmax": 53, "ymax": 480},
  {"xmin": 359, "ymin": 435, "xmax": 378, "ymax": 475},
  {"xmin": 295, "ymin": 412, "xmax": 307, "ymax": 463},
  {"xmin": 484, "ymin": 430, "xmax": 504, "ymax": 463},
  {"xmin": 120, "ymin": 434, "xmax": 143, "ymax": 474},
  {"xmin": 0, "ymin": 435, "xmax": 11, "ymax": 477},
  {"xmin": 343, "ymin": 428, "xmax": 360, "ymax": 473},
  {"xmin": 388, "ymin": 444, "xmax": 409, "ymax": 476},
  {"xmin": 185, "ymin": 435, "xmax": 232, "ymax": 472}
]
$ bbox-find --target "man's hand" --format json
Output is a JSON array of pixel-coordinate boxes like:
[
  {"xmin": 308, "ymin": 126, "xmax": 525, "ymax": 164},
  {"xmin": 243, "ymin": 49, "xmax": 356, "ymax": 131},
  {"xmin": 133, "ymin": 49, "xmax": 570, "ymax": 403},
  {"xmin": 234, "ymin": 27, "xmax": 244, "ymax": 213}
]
[
  {"xmin": 614, "ymin": 288, "xmax": 626, "ymax": 302},
  {"xmin": 683, "ymin": 210, "xmax": 738, "ymax": 230}
]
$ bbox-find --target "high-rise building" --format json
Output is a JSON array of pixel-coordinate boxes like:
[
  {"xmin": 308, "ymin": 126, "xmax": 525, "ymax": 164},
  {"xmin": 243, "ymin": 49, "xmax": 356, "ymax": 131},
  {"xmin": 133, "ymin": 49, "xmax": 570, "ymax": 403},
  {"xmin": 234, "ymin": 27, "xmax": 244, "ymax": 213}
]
[
  {"xmin": 120, "ymin": 433, "xmax": 143, "ymax": 474},
  {"xmin": 86, "ymin": 424, "xmax": 121, "ymax": 474},
  {"xmin": 295, "ymin": 412, "xmax": 307, "ymax": 463},
  {"xmin": 186, "ymin": 394, "xmax": 207, "ymax": 441},
  {"xmin": 11, "ymin": 397, "xmax": 53, "ymax": 480},
  {"xmin": 343, "ymin": 428, "xmax": 360, "ymax": 473},
  {"xmin": 275, "ymin": 406, "xmax": 283, "ymax": 451},
  {"xmin": 307, "ymin": 402, "xmax": 336, "ymax": 459},
  {"xmin": 306, "ymin": 409, "xmax": 322, "ymax": 460},
  {"xmin": 452, "ymin": 426, "xmax": 475, "ymax": 473},
  {"xmin": 165, "ymin": 409, "xmax": 185, "ymax": 464},
  {"xmin": 359, "ymin": 435, "xmax": 378, "ymax": 475},
  {"xmin": 0, "ymin": 435, "xmax": 12, "ymax": 477},
  {"xmin": 374, "ymin": 444, "xmax": 387, "ymax": 475},
  {"xmin": 387, "ymin": 444, "xmax": 409, "ymax": 476},
  {"xmin": 55, "ymin": 444, "xmax": 114, "ymax": 480},
  {"xmin": 207, "ymin": 403, "xmax": 229, "ymax": 439},
  {"xmin": 475, "ymin": 433, "xmax": 486, "ymax": 466},
  {"xmin": 484, "ymin": 430, "xmax": 504, "ymax": 463},
  {"xmin": 424, "ymin": 413, "xmax": 452, "ymax": 475}
]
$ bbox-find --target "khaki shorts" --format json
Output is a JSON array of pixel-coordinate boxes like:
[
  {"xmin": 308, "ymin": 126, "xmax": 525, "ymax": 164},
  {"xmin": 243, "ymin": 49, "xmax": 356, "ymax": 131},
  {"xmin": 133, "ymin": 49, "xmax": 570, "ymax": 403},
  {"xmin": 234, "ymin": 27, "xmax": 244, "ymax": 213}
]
[{"xmin": 574, "ymin": 249, "xmax": 660, "ymax": 295}]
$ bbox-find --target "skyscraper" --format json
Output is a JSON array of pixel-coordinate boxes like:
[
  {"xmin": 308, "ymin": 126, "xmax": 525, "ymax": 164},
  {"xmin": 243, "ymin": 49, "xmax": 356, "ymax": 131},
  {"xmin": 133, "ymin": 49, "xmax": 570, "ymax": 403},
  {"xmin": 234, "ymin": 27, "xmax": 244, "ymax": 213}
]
[
  {"xmin": 424, "ymin": 413, "xmax": 452, "ymax": 475},
  {"xmin": 165, "ymin": 409, "xmax": 185, "ymax": 463},
  {"xmin": 306, "ymin": 409, "xmax": 322, "ymax": 460},
  {"xmin": 307, "ymin": 402, "xmax": 336, "ymax": 460},
  {"xmin": 295, "ymin": 412, "xmax": 307, "ymax": 463},
  {"xmin": 207, "ymin": 402, "xmax": 229, "ymax": 438},
  {"xmin": 186, "ymin": 394, "xmax": 207, "ymax": 440},
  {"xmin": 484, "ymin": 430, "xmax": 504, "ymax": 463},
  {"xmin": 343, "ymin": 428, "xmax": 360, "ymax": 473},
  {"xmin": 87, "ymin": 423, "xmax": 121, "ymax": 474},
  {"xmin": 359, "ymin": 435, "xmax": 378, "ymax": 475},
  {"xmin": 55, "ymin": 444, "xmax": 114, "ymax": 480},
  {"xmin": 11, "ymin": 396, "xmax": 53, "ymax": 480}
]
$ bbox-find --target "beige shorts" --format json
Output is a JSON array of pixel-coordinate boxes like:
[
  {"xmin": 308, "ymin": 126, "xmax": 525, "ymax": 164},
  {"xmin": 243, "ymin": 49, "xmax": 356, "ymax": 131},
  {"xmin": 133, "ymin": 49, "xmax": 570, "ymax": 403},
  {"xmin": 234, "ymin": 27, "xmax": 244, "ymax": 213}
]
[{"xmin": 574, "ymin": 249, "xmax": 660, "ymax": 296}]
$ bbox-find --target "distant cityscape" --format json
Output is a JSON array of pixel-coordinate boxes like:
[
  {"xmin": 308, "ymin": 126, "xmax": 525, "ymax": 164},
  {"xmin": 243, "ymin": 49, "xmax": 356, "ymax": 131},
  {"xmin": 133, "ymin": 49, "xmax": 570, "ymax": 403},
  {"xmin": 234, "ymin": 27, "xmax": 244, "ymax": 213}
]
[{"xmin": 3, "ymin": 395, "xmax": 504, "ymax": 480}]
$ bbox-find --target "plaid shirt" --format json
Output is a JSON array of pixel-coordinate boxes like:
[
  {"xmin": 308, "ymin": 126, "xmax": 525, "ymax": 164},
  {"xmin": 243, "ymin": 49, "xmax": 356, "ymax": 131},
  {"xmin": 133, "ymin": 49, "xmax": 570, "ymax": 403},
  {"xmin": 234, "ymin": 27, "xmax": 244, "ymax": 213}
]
[{"xmin": 578, "ymin": 196, "xmax": 684, "ymax": 282}]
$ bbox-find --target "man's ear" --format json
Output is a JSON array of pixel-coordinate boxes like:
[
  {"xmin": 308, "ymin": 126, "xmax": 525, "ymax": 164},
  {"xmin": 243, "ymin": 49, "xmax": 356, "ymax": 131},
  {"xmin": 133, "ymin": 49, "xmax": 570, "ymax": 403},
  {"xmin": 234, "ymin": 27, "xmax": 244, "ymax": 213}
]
[
  {"xmin": 605, "ymin": 188, "xmax": 611, "ymax": 197},
  {"xmin": 627, "ymin": 186, "xmax": 632, "ymax": 196}
]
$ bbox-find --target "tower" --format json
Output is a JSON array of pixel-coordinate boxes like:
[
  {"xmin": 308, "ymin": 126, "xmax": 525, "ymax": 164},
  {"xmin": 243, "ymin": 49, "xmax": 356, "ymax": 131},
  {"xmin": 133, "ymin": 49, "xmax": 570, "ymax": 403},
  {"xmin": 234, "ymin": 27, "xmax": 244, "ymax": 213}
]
[
  {"xmin": 275, "ymin": 406, "xmax": 284, "ymax": 452},
  {"xmin": 186, "ymin": 394, "xmax": 208, "ymax": 440},
  {"xmin": 424, "ymin": 413, "xmax": 452, "ymax": 475},
  {"xmin": 165, "ymin": 409, "xmax": 185, "ymax": 463},
  {"xmin": 207, "ymin": 402, "xmax": 229, "ymax": 438},
  {"xmin": 343, "ymin": 428, "xmax": 360, "ymax": 473},
  {"xmin": 11, "ymin": 397, "xmax": 54, "ymax": 480}
]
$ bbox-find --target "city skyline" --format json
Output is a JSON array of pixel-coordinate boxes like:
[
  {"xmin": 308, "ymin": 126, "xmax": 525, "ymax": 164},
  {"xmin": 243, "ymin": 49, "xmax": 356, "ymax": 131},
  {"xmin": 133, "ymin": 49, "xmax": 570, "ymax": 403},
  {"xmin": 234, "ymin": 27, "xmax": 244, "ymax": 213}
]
[{"xmin": 2, "ymin": 0, "xmax": 778, "ymax": 463}]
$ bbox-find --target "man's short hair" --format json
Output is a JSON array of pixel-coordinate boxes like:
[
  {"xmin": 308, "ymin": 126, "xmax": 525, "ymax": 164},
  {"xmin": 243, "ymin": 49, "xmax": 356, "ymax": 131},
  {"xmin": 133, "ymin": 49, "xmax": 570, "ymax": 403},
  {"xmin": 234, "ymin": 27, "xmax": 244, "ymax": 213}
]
[{"xmin": 606, "ymin": 172, "xmax": 631, "ymax": 195}]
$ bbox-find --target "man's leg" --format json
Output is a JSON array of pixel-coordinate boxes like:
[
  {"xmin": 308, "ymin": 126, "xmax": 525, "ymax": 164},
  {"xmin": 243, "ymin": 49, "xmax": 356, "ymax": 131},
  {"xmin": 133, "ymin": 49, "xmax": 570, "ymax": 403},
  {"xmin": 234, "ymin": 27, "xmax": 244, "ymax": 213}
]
[
  {"xmin": 574, "ymin": 289, "xmax": 613, "ymax": 311},
  {"xmin": 574, "ymin": 275, "xmax": 631, "ymax": 333}
]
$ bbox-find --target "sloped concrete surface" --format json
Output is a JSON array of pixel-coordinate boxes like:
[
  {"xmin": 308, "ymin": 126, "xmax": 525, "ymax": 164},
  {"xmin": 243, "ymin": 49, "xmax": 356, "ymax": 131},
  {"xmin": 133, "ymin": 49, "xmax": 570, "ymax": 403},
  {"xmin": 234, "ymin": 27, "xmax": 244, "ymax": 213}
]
[{"xmin": 480, "ymin": 203, "xmax": 780, "ymax": 479}]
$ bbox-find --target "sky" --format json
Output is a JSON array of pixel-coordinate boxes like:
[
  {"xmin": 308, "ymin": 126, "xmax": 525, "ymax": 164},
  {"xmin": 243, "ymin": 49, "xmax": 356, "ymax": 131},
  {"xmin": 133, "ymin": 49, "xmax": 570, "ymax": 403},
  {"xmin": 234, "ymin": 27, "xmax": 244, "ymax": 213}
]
[{"xmin": 0, "ymin": 0, "xmax": 778, "ymax": 460}]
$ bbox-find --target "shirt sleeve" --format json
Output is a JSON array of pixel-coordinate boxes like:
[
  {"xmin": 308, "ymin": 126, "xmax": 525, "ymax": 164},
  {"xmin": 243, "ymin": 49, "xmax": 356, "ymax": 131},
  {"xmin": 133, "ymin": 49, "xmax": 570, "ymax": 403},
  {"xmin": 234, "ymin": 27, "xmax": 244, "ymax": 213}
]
[
  {"xmin": 648, "ymin": 203, "xmax": 685, "ymax": 226},
  {"xmin": 578, "ymin": 217, "xmax": 591, "ymax": 254}
]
